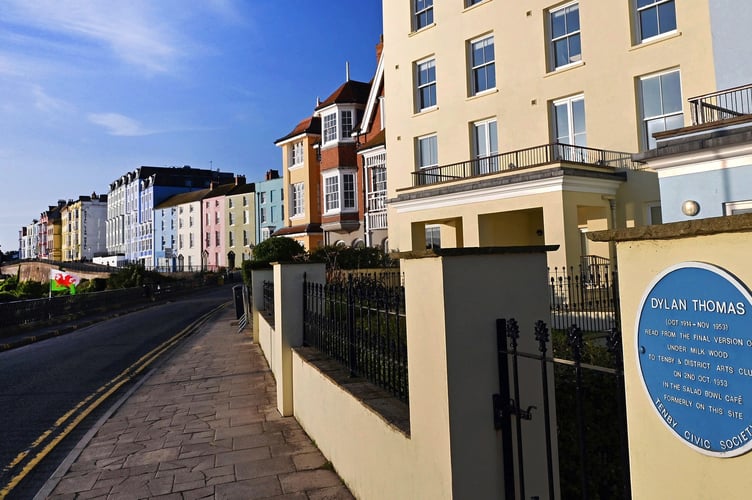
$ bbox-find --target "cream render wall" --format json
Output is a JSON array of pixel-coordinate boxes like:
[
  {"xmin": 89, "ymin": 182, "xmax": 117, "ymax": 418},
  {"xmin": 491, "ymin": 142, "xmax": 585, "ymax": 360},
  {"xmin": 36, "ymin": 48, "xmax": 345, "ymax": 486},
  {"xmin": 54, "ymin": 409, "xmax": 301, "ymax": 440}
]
[
  {"xmin": 389, "ymin": 174, "xmax": 622, "ymax": 267},
  {"xmin": 609, "ymin": 227, "xmax": 752, "ymax": 498},
  {"xmin": 383, "ymin": 0, "xmax": 717, "ymax": 255},
  {"xmin": 383, "ymin": 1, "xmax": 716, "ymax": 198}
]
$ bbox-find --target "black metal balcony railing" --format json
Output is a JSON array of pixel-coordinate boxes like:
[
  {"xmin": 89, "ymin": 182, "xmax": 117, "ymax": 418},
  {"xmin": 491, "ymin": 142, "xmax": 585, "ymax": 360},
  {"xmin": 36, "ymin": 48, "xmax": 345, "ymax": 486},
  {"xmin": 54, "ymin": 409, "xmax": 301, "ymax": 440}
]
[
  {"xmin": 690, "ymin": 83, "xmax": 752, "ymax": 126},
  {"xmin": 412, "ymin": 143, "xmax": 644, "ymax": 187}
]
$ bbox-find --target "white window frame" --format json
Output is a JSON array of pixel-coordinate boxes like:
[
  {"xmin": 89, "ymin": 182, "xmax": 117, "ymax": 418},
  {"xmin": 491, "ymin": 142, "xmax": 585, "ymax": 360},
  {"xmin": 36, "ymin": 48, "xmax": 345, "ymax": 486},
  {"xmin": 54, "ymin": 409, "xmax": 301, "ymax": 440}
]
[
  {"xmin": 724, "ymin": 200, "xmax": 752, "ymax": 216},
  {"xmin": 639, "ymin": 69, "xmax": 683, "ymax": 150},
  {"xmin": 416, "ymin": 57, "xmax": 437, "ymax": 112},
  {"xmin": 553, "ymin": 94, "xmax": 586, "ymax": 146},
  {"xmin": 322, "ymin": 170, "xmax": 358, "ymax": 215},
  {"xmin": 425, "ymin": 224, "xmax": 441, "ymax": 250},
  {"xmin": 341, "ymin": 110, "xmax": 354, "ymax": 139},
  {"xmin": 417, "ymin": 134, "xmax": 438, "ymax": 170},
  {"xmin": 469, "ymin": 35, "xmax": 496, "ymax": 96},
  {"xmin": 291, "ymin": 182, "xmax": 305, "ymax": 218},
  {"xmin": 322, "ymin": 112, "xmax": 338, "ymax": 144},
  {"xmin": 260, "ymin": 206, "xmax": 267, "ymax": 224},
  {"xmin": 324, "ymin": 174, "xmax": 340, "ymax": 213},
  {"xmin": 636, "ymin": 0, "xmax": 676, "ymax": 43},
  {"xmin": 290, "ymin": 140, "xmax": 304, "ymax": 168},
  {"xmin": 413, "ymin": 0, "xmax": 434, "ymax": 31},
  {"xmin": 549, "ymin": 2, "xmax": 581, "ymax": 71},
  {"xmin": 259, "ymin": 192, "xmax": 266, "ymax": 204},
  {"xmin": 473, "ymin": 118, "xmax": 499, "ymax": 174}
]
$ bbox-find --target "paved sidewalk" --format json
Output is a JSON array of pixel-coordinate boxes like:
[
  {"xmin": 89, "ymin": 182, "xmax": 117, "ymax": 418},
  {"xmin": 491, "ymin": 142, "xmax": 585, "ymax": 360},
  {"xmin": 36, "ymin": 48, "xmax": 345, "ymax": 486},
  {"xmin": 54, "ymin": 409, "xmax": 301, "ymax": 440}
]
[{"xmin": 45, "ymin": 306, "xmax": 354, "ymax": 499}]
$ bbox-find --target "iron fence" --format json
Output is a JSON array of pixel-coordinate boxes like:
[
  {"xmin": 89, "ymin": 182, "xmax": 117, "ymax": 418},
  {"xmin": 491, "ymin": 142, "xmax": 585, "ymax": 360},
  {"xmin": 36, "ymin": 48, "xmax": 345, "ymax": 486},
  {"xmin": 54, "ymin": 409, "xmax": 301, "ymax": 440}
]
[
  {"xmin": 303, "ymin": 272, "xmax": 408, "ymax": 403},
  {"xmin": 549, "ymin": 264, "xmax": 620, "ymax": 333},
  {"xmin": 0, "ymin": 281, "xmax": 205, "ymax": 333},
  {"xmin": 495, "ymin": 318, "xmax": 630, "ymax": 500},
  {"xmin": 262, "ymin": 280, "xmax": 274, "ymax": 324},
  {"xmin": 690, "ymin": 83, "xmax": 752, "ymax": 125},
  {"xmin": 412, "ymin": 143, "xmax": 644, "ymax": 186}
]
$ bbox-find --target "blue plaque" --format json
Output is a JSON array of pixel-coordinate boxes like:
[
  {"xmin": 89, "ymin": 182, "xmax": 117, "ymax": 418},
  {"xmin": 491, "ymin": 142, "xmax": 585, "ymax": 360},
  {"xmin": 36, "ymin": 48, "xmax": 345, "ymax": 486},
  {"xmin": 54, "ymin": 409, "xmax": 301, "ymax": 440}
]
[{"xmin": 637, "ymin": 262, "xmax": 752, "ymax": 457}]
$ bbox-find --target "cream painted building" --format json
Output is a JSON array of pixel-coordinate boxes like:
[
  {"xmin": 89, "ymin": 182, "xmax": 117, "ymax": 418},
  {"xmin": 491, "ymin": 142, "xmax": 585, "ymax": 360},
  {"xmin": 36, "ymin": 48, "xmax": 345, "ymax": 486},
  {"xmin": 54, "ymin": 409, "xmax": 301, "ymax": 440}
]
[
  {"xmin": 61, "ymin": 194, "xmax": 107, "ymax": 262},
  {"xmin": 382, "ymin": 0, "xmax": 752, "ymax": 270}
]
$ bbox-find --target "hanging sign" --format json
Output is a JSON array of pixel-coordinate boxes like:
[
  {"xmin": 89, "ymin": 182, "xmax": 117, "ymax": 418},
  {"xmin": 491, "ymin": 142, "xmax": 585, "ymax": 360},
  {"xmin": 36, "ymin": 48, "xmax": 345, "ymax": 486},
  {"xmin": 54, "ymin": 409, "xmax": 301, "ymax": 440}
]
[{"xmin": 637, "ymin": 262, "xmax": 752, "ymax": 457}]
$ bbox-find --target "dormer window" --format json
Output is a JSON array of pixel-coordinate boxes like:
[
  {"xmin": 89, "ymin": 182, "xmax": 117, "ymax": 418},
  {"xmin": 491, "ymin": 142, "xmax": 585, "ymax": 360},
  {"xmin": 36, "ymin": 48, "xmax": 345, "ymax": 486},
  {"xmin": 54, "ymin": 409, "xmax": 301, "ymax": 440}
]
[
  {"xmin": 321, "ymin": 107, "xmax": 360, "ymax": 146},
  {"xmin": 341, "ymin": 110, "xmax": 354, "ymax": 138},
  {"xmin": 323, "ymin": 112, "xmax": 338, "ymax": 143}
]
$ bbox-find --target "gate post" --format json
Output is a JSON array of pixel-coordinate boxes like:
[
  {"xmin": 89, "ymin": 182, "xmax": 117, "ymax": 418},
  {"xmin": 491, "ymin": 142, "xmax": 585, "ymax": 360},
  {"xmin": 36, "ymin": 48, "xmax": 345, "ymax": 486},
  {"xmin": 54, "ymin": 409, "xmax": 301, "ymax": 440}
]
[
  {"xmin": 272, "ymin": 262, "xmax": 326, "ymax": 417},
  {"xmin": 400, "ymin": 246, "xmax": 558, "ymax": 499}
]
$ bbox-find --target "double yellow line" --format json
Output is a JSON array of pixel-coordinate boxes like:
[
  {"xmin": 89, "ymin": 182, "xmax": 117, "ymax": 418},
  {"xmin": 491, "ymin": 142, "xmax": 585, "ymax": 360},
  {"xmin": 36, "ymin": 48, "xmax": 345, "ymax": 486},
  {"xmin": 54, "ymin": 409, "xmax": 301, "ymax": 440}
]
[{"xmin": 0, "ymin": 304, "xmax": 225, "ymax": 499}]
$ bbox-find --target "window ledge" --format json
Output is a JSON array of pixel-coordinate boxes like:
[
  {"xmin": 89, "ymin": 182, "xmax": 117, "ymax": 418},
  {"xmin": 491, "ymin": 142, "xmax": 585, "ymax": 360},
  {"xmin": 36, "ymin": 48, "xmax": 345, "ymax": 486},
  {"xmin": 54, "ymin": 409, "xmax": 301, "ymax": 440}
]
[
  {"xmin": 288, "ymin": 164, "xmax": 304, "ymax": 172},
  {"xmin": 463, "ymin": 0, "xmax": 490, "ymax": 13},
  {"xmin": 413, "ymin": 106, "xmax": 439, "ymax": 118},
  {"xmin": 409, "ymin": 23, "xmax": 436, "ymax": 37},
  {"xmin": 630, "ymin": 31, "xmax": 682, "ymax": 51},
  {"xmin": 467, "ymin": 88, "xmax": 499, "ymax": 101},
  {"xmin": 545, "ymin": 60, "xmax": 585, "ymax": 78},
  {"xmin": 290, "ymin": 214, "xmax": 305, "ymax": 220}
]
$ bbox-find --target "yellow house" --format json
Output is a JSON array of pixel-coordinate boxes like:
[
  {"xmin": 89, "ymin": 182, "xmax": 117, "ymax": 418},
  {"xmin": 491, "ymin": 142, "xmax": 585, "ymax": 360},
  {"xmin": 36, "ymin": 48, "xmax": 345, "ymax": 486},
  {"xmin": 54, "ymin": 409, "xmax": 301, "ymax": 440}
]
[
  {"xmin": 382, "ymin": 0, "xmax": 729, "ymax": 270},
  {"xmin": 274, "ymin": 116, "xmax": 324, "ymax": 250}
]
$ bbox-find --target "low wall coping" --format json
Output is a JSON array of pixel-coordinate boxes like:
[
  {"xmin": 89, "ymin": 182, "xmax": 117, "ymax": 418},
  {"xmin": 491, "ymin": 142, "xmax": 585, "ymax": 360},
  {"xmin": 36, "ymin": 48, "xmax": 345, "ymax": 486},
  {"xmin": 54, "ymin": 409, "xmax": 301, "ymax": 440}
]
[
  {"xmin": 393, "ymin": 245, "xmax": 559, "ymax": 260},
  {"xmin": 589, "ymin": 213, "xmax": 752, "ymax": 243}
]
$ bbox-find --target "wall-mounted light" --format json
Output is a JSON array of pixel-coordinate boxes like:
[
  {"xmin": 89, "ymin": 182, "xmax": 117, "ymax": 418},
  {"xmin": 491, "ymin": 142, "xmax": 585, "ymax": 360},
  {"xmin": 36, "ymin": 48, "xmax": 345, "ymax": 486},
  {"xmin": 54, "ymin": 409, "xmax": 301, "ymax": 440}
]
[{"xmin": 682, "ymin": 200, "xmax": 700, "ymax": 217}]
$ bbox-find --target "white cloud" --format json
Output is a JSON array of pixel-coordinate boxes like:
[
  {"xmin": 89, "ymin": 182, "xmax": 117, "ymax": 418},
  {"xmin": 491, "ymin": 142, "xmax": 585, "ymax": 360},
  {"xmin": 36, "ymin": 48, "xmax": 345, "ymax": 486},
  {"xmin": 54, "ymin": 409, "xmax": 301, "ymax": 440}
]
[
  {"xmin": 32, "ymin": 85, "xmax": 71, "ymax": 114},
  {"xmin": 88, "ymin": 113, "xmax": 154, "ymax": 136},
  {"xmin": 2, "ymin": 1, "xmax": 184, "ymax": 74}
]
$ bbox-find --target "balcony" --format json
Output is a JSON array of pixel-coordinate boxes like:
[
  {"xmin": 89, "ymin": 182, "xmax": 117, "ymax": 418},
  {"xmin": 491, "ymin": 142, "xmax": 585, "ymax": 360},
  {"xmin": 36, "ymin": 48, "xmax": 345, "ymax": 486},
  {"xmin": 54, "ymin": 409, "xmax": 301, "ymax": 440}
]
[
  {"xmin": 690, "ymin": 83, "xmax": 752, "ymax": 126},
  {"xmin": 411, "ymin": 143, "xmax": 644, "ymax": 187},
  {"xmin": 366, "ymin": 191, "xmax": 387, "ymax": 230}
]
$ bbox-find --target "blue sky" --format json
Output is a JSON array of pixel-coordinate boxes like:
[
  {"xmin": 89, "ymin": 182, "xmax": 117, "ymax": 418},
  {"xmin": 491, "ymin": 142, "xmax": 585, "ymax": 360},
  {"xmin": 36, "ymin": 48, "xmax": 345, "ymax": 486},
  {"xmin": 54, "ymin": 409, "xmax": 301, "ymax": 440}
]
[{"xmin": 0, "ymin": 0, "xmax": 383, "ymax": 252}]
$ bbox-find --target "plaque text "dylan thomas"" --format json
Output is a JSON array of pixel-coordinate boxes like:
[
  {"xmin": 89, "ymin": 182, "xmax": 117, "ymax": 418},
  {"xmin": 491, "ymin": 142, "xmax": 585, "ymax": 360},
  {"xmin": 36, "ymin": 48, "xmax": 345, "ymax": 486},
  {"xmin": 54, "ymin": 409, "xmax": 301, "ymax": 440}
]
[{"xmin": 650, "ymin": 298, "xmax": 746, "ymax": 315}]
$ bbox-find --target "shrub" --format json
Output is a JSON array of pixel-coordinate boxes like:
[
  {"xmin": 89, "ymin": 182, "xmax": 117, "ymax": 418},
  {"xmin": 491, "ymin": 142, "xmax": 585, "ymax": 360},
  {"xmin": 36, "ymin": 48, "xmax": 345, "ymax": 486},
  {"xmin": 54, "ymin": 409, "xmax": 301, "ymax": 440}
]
[
  {"xmin": 309, "ymin": 245, "xmax": 392, "ymax": 270},
  {"xmin": 252, "ymin": 237, "xmax": 306, "ymax": 264}
]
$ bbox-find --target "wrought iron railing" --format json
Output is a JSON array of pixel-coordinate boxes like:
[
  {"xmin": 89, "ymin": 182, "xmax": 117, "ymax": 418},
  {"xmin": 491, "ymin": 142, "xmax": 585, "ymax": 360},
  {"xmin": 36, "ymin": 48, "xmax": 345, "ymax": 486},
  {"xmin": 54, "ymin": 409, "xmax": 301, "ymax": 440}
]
[
  {"xmin": 549, "ymin": 265, "xmax": 620, "ymax": 333},
  {"xmin": 412, "ymin": 143, "xmax": 644, "ymax": 187},
  {"xmin": 262, "ymin": 280, "xmax": 274, "ymax": 322},
  {"xmin": 690, "ymin": 83, "xmax": 752, "ymax": 125},
  {"xmin": 495, "ymin": 319, "xmax": 630, "ymax": 500},
  {"xmin": 303, "ymin": 272, "xmax": 408, "ymax": 403},
  {"xmin": 0, "ymin": 282, "xmax": 201, "ymax": 331}
]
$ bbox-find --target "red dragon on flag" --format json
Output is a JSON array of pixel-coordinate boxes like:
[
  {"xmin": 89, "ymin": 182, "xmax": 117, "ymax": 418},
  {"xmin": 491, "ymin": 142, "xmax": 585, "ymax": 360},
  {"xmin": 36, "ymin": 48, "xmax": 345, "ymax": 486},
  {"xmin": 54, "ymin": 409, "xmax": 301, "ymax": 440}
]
[{"xmin": 49, "ymin": 269, "xmax": 80, "ymax": 295}]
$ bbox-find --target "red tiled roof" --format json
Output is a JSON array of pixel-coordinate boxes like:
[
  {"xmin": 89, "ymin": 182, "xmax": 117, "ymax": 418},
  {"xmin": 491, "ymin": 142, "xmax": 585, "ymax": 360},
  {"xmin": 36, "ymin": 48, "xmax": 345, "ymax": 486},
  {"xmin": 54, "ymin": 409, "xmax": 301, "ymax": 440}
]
[
  {"xmin": 315, "ymin": 80, "xmax": 371, "ymax": 110},
  {"xmin": 273, "ymin": 224, "xmax": 323, "ymax": 236},
  {"xmin": 275, "ymin": 116, "xmax": 321, "ymax": 144},
  {"xmin": 359, "ymin": 129, "xmax": 386, "ymax": 151}
]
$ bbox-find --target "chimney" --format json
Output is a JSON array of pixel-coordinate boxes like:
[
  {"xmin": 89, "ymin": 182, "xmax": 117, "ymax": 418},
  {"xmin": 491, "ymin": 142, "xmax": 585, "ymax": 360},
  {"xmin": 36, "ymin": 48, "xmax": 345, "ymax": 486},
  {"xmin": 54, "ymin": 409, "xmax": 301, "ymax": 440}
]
[
  {"xmin": 209, "ymin": 181, "xmax": 216, "ymax": 190},
  {"xmin": 265, "ymin": 169, "xmax": 280, "ymax": 180},
  {"xmin": 235, "ymin": 175, "xmax": 246, "ymax": 186},
  {"xmin": 346, "ymin": 61, "xmax": 350, "ymax": 81},
  {"xmin": 376, "ymin": 35, "xmax": 384, "ymax": 63}
]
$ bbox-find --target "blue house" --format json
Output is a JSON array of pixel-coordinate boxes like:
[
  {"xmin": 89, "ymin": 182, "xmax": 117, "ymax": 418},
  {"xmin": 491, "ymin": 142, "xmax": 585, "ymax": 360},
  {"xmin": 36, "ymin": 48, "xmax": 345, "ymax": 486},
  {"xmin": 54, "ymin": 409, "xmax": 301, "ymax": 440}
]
[{"xmin": 255, "ymin": 170, "xmax": 285, "ymax": 243}]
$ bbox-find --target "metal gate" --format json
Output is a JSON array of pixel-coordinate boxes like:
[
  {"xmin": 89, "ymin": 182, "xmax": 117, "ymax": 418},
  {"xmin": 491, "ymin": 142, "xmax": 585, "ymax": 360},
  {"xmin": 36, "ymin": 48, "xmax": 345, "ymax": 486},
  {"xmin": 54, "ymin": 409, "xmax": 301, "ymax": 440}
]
[{"xmin": 492, "ymin": 266, "xmax": 631, "ymax": 499}]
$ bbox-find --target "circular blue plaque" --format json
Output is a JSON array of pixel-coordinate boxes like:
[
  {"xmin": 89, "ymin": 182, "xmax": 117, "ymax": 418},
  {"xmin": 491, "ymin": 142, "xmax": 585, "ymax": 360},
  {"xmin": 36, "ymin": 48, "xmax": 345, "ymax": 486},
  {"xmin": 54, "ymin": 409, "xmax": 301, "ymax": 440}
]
[{"xmin": 637, "ymin": 262, "xmax": 752, "ymax": 457}]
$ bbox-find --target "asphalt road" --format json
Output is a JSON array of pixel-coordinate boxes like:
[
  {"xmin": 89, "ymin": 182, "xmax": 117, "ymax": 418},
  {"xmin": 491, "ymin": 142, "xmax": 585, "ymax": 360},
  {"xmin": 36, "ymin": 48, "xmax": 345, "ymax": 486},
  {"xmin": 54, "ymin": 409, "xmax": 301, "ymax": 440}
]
[{"xmin": 0, "ymin": 285, "xmax": 236, "ymax": 499}]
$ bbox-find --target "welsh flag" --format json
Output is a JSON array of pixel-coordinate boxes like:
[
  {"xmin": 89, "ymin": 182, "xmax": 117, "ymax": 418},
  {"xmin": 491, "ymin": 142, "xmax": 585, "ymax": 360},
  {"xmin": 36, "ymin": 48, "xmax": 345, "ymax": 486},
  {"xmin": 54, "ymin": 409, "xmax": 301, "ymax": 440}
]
[{"xmin": 50, "ymin": 269, "xmax": 80, "ymax": 295}]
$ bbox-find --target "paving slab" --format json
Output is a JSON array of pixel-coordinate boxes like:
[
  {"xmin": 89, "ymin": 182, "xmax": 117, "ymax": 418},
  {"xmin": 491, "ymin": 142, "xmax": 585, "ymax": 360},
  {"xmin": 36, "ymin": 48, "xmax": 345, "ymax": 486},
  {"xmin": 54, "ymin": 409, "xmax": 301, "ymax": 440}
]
[{"xmin": 44, "ymin": 306, "xmax": 354, "ymax": 499}]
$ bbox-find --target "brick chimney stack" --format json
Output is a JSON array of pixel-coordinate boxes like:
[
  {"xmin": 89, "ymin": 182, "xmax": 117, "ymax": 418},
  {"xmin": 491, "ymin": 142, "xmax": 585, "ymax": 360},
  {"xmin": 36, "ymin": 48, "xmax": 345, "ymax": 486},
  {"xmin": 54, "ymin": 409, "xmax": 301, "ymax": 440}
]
[
  {"xmin": 376, "ymin": 35, "xmax": 384, "ymax": 63},
  {"xmin": 265, "ymin": 169, "xmax": 280, "ymax": 180}
]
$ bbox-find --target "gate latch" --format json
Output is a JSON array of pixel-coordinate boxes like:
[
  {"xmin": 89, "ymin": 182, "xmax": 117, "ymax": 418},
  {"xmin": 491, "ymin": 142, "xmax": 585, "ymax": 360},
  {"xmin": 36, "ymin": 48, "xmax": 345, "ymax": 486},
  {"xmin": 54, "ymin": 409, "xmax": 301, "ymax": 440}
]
[{"xmin": 493, "ymin": 394, "xmax": 536, "ymax": 429}]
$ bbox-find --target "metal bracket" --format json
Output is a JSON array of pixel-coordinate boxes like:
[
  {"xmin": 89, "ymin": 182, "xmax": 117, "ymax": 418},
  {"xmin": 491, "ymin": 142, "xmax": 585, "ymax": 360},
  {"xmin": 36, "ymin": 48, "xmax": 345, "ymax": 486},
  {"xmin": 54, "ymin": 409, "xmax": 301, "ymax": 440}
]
[{"xmin": 493, "ymin": 394, "xmax": 536, "ymax": 429}]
